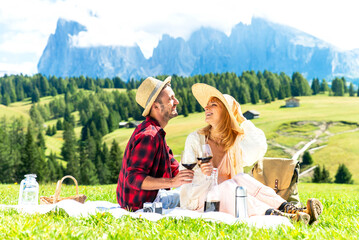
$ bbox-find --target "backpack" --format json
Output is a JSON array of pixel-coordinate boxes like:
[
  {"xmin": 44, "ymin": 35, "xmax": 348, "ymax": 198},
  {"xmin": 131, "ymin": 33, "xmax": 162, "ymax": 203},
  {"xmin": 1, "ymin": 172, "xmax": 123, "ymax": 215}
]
[{"xmin": 251, "ymin": 157, "xmax": 300, "ymax": 205}]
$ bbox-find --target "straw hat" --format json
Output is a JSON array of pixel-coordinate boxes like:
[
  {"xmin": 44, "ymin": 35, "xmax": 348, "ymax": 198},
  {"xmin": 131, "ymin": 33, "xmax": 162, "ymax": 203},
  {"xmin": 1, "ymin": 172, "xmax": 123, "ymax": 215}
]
[
  {"xmin": 136, "ymin": 76, "xmax": 172, "ymax": 116},
  {"xmin": 192, "ymin": 83, "xmax": 243, "ymax": 132}
]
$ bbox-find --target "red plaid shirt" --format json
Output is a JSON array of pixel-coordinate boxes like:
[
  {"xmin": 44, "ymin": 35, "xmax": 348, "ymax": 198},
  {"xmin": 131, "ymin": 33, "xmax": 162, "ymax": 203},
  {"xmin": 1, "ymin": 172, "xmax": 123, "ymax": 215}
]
[{"xmin": 116, "ymin": 116, "xmax": 179, "ymax": 211}]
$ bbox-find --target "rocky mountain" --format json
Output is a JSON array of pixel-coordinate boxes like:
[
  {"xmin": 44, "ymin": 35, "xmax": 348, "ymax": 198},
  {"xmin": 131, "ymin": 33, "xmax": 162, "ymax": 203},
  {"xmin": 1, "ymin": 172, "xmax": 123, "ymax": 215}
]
[{"xmin": 38, "ymin": 17, "xmax": 359, "ymax": 81}]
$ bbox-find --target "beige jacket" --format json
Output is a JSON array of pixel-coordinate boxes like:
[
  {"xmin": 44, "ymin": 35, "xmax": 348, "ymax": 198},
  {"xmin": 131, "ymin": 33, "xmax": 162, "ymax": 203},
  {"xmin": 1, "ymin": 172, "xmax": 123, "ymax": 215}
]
[{"xmin": 180, "ymin": 120, "xmax": 267, "ymax": 210}]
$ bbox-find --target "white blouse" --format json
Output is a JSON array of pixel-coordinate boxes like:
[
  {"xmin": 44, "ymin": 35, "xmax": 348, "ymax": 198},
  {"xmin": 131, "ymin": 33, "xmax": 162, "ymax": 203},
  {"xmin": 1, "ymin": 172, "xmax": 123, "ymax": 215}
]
[{"xmin": 179, "ymin": 120, "xmax": 267, "ymax": 210}]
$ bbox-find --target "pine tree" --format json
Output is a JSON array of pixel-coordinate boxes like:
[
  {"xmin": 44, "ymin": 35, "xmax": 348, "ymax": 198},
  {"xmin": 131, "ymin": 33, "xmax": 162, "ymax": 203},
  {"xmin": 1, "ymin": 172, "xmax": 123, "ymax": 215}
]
[
  {"xmin": 36, "ymin": 132, "xmax": 46, "ymax": 149},
  {"xmin": 341, "ymin": 77, "xmax": 348, "ymax": 93},
  {"xmin": 35, "ymin": 132, "xmax": 49, "ymax": 182},
  {"xmin": 10, "ymin": 88, "xmax": 17, "ymax": 102},
  {"xmin": 348, "ymin": 83, "xmax": 355, "ymax": 97},
  {"xmin": 321, "ymin": 165, "xmax": 332, "ymax": 183},
  {"xmin": 260, "ymin": 85, "xmax": 271, "ymax": 103},
  {"xmin": 238, "ymin": 85, "xmax": 250, "ymax": 104},
  {"xmin": 312, "ymin": 165, "xmax": 332, "ymax": 183},
  {"xmin": 320, "ymin": 79, "xmax": 329, "ymax": 92},
  {"xmin": 107, "ymin": 111, "xmax": 121, "ymax": 132},
  {"xmin": 31, "ymin": 87, "xmax": 40, "ymax": 103},
  {"xmin": 56, "ymin": 119, "xmax": 63, "ymax": 130},
  {"xmin": 8, "ymin": 117, "xmax": 25, "ymax": 183},
  {"xmin": 249, "ymin": 81, "xmax": 260, "ymax": 104},
  {"xmin": 47, "ymin": 152, "xmax": 59, "ymax": 181},
  {"xmin": 61, "ymin": 122, "xmax": 80, "ymax": 179},
  {"xmin": 51, "ymin": 125, "xmax": 57, "ymax": 136},
  {"xmin": 331, "ymin": 78, "xmax": 344, "ymax": 96},
  {"xmin": 334, "ymin": 164, "xmax": 353, "ymax": 184},
  {"xmin": 1, "ymin": 92, "xmax": 11, "ymax": 106},
  {"xmin": 20, "ymin": 124, "xmax": 38, "ymax": 178},
  {"xmin": 312, "ymin": 165, "xmax": 322, "ymax": 183},
  {"xmin": 182, "ymin": 104, "xmax": 189, "ymax": 117},
  {"xmin": 101, "ymin": 143, "xmax": 111, "ymax": 184},
  {"xmin": 46, "ymin": 126, "xmax": 52, "ymax": 136},
  {"xmin": 99, "ymin": 115, "xmax": 109, "ymax": 136},
  {"xmin": 96, "ymin": 155, "xmax": 106, "ymax": 184},
  {"xmin": 277, "ymin": 85, "xmax": 286, "ymax": 100},
  {"xmin": 311, "ymin": 78, "xmax": 320, "ymax": 95},
  {"xmin": 64, "ymin": 106, "xmax": 72, "ymax": 125},
  {"xmin": 0, "ymin": 121, "xmax": 12, "ymax": 183},
  {"xmin": 108, "ymin": 140, "xmax": 123, "ymax": 183},
  {"xmin": 301, "ymin": 151, "xmax": 313, "ymax": 166},
  {"xmin": 79, "ymin": 141, "xmax": 99, "ymax": 185}
]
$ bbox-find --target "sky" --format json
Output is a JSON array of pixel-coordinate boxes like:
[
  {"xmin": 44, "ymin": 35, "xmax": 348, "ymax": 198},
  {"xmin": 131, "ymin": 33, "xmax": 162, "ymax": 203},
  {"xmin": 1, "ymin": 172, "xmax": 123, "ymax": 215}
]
[{"xmin": 1, "ymin": 0, "xmax": 359, "ymax": 76}]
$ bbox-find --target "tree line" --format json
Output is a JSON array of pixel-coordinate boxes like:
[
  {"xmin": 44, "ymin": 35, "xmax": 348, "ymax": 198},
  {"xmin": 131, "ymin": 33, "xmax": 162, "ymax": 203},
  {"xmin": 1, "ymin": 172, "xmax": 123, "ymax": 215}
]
[{"xmin": 0, "ymin": 71, "xmax": 357, "ymax": 184}]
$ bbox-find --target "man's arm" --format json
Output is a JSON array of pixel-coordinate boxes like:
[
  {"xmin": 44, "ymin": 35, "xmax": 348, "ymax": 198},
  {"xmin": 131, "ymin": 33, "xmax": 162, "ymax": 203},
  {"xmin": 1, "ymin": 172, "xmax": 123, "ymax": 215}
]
[{"xmin": 141, "ymin": 169, "xmax": 194, "ymax": 190}]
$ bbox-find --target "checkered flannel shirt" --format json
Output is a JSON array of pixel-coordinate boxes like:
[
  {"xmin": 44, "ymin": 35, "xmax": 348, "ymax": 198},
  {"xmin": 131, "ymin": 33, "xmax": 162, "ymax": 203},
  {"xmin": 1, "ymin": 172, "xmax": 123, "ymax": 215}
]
[{"xmin": 116, "ymin": 116, "xmax": 179, "ymax": 211}]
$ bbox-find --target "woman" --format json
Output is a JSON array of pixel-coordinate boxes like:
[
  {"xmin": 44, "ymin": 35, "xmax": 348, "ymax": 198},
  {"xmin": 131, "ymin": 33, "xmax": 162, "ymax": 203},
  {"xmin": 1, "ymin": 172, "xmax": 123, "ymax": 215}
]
[{"xmin": 180, "ymin": 83, "xmax": 323, "ymax": 224}]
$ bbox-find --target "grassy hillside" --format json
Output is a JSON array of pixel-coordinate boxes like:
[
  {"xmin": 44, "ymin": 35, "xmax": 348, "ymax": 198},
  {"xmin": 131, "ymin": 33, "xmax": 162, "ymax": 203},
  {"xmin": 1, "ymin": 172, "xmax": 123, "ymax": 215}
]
[
  {"xmin": 103, "ymin": 94, "xmax": 359, "ymax": 183},
  {"xmin": 1, "ymin": 94, "xmax": 359, "ymax": 183}
]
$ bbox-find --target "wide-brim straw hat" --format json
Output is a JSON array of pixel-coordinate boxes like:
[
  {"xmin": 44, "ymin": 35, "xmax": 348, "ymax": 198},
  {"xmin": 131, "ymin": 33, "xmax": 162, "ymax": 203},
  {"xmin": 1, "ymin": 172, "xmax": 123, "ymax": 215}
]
[
  {"xmin": 192, "ymin": 83, "xmax": 242, "ymax": 133},
  {"xmin": 136, "ymin": 76, "xmax": 171, "ymax": 116}
]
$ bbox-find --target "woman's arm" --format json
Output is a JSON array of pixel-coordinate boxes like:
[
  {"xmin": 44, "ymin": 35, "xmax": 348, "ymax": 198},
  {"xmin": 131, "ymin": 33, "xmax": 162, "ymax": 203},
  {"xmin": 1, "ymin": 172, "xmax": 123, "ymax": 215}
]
[
  {"xmin": 180, "ymin": 131, "xmax": 211, "ymax": 210},
  {"xmin": 238, "ymin": 120, "xmax": 268, "ymax": 167}
]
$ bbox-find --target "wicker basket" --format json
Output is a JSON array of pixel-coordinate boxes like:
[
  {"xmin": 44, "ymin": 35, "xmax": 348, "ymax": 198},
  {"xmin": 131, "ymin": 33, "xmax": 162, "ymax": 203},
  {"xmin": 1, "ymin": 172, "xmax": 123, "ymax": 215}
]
[{"xmin": 40, "ymin": 175, "xmax": 87, "ymax": 205}]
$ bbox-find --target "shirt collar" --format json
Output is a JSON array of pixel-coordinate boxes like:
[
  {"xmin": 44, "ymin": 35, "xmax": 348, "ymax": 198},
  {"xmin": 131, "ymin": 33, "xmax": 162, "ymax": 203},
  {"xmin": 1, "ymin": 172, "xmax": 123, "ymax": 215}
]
[{"xmin": 145, "ymin": 116, "xmax": 166, "ymax": 137}]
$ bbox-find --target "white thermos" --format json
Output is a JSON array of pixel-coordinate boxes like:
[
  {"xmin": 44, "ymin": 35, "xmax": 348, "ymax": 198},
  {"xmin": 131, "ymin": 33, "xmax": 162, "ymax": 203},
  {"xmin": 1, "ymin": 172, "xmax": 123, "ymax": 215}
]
[{"xmin": 235, "ymin": 186, "xmax": 248, "ymax": 219}]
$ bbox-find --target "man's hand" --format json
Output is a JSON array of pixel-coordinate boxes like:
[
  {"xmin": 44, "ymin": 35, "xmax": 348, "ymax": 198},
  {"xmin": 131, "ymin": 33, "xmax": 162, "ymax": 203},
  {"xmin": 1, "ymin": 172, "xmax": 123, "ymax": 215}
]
[
  {"xmin": 199, "ymin": 161, "xmax": 213, "ymax": 176},
  {"xmin": 170, "ymin": 169, "xmax": 194, "ymax": 188}
]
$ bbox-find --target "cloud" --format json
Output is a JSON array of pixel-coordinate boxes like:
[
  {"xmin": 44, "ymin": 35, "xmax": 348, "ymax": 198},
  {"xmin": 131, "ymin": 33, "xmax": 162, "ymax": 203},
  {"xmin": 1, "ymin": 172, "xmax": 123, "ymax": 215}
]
[
  {"xmin": 1, "ymin": 0, "xmax": 359, "ymax": 75},
  {"xmin": 0, "ymin": 61, "xmax": 37, "ymax": 76}
]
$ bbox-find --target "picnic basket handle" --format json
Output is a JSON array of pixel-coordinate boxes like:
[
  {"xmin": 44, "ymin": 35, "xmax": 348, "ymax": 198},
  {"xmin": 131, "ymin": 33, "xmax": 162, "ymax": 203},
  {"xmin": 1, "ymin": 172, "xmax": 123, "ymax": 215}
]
[{"xmin": 53, "ymin": 175, "xmax": 79, "ymax": 204}]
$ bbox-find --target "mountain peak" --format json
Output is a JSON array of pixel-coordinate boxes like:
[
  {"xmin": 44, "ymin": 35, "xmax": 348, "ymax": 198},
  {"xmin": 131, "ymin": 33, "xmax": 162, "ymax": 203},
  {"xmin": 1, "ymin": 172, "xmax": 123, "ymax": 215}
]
[
  {"xmin": 38, "ymin": 17, "xmax": 359, "ymax": 81},
  {"xmin": 55, "ymin": 18, "xmax": 87, "ymax": 37}
]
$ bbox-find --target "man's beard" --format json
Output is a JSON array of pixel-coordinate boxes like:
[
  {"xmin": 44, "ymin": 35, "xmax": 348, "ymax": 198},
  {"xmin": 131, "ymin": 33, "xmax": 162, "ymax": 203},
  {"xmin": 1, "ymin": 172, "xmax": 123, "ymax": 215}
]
[{"xmin": 160, "ymin": 104, "xmax": 178, "ymax": 121}]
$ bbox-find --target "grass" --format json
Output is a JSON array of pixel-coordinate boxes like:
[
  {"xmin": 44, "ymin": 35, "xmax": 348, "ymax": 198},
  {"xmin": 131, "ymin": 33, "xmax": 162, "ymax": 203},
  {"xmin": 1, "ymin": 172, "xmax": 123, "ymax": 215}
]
[
  {"xmin": 327, "ymin": 122, "xmax": 358, "ymax": 134},
  {"xmin": 102, "ymin": 88, "xmax": 128, "ymax": 93},
  {"xmin": 0, "ymin": 183, "xmax": 358, "ymax": 239},
  {"xmin": 312, "ymin": 130, "xmax": 359, "ymax": 183},
  {"xmin": 271, "ymin": 135, "xmax": 309, "ymax": 148}
]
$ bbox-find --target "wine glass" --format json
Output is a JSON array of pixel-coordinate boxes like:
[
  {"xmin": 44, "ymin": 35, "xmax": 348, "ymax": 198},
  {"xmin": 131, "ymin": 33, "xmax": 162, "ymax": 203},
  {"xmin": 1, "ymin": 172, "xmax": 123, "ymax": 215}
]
[
  {"xmin": 181, "ymin": 151, "xmax": 197, "ymax": 184},
  {"xmin": 181, "ymin": 151, "xmax": 197, "ymax": 170},
  {"xmin": 197, "ymin": 144, "xmax": 213, "ymax": 163},
  {"xmin": 197, "ymin": 144, "xmax": 213, "ymax": 179}
]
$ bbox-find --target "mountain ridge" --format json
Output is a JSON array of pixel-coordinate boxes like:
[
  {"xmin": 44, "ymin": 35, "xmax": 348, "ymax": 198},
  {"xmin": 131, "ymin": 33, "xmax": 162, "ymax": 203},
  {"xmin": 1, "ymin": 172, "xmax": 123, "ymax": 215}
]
[{"xmin": 38, "ymin": 17, "xmax": 359, "ymax": 82}]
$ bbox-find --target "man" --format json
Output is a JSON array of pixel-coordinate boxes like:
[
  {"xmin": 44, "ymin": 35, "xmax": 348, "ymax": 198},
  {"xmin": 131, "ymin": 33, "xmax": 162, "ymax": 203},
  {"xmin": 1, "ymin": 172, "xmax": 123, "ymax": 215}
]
[{"xmin": 117, "ymin": 76, "xmax": 194, "ymax": 211}]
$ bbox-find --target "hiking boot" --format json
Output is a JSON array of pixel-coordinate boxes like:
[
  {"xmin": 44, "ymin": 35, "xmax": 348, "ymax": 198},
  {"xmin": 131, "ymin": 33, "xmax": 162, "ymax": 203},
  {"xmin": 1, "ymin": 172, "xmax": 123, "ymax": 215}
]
[
  {"xmin": 280, "ymin": 198, "xmax": 323, "ymax": 224},
  {"xmin": 265, "ymin": 208, "xmax": 310, "ymax": 224},
  {"xmin": 305, "ymin": 198, "xmax": 323, "ymax": 224}
]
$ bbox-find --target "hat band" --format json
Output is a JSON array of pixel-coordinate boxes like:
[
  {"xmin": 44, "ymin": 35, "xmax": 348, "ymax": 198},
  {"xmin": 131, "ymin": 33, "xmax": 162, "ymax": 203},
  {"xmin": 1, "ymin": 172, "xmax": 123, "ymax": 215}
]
[{"xmin": 145, "ymin": 81, "xmax": 163, "ymax": 108}]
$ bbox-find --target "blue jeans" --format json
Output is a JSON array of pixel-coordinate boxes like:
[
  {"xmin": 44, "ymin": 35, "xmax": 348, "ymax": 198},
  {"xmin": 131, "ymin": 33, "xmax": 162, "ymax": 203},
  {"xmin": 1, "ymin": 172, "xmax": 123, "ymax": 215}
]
[{"xmin": 157, "ymin": 189, "xmax": 180, "ymax": 209}]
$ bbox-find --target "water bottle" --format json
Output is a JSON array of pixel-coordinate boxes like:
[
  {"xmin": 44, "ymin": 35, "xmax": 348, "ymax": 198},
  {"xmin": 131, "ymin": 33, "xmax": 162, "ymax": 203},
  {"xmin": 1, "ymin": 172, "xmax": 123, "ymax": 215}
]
[
  {"xmin": 204, "ymin": 168, "xmax": 220, "ymax": 212},
  {"xmin": 18, "ymin": 174, "xmax": 39, "ymax": 206},
  {"xmin": 235, "ymin": 186, "xmax": 248, "ymax": 219}
]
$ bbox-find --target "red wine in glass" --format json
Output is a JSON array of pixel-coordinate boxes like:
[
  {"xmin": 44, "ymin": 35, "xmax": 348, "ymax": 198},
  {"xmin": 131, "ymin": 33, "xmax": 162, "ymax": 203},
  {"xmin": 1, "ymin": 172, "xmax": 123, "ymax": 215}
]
[
  {"xmin": 182, "ymin": 163, "xmax": 197, "ymax": 170},
  {"xmin": 197, "ymin": 156, "xmax": 212, "ymax": 163}
]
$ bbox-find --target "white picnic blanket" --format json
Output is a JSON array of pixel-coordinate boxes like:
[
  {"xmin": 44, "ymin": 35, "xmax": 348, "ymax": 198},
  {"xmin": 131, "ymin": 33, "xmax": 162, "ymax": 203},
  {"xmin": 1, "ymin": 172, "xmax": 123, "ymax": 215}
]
[{"xmin": 0, "ymin": 200, "xmax": 292, "ymax": 228}]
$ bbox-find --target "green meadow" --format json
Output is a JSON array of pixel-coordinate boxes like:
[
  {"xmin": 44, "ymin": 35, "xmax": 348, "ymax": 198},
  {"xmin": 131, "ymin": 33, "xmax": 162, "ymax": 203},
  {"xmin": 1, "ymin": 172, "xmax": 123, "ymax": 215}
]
[{"xmin": 0, "ymin": 183, "xmax": 358, "ymax": 239}]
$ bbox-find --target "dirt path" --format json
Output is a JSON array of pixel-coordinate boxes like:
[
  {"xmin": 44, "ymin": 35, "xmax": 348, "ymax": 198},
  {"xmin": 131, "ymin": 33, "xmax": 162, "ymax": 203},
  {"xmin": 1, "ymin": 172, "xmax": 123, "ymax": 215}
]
[{"xmin": 269, "ymin": 121, "xmax": 359, "ymax": 178}]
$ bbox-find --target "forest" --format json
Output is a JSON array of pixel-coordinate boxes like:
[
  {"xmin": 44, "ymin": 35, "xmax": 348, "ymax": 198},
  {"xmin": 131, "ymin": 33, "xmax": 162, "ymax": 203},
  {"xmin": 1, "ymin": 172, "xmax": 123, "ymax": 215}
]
[{"xmin": 0, "ymin": 71, "xmax": 357, "ymax": 184}]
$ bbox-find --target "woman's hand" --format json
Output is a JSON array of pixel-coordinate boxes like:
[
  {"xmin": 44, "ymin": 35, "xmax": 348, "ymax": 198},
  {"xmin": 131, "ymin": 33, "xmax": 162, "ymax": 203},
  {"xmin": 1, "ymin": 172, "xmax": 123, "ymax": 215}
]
[{"xmin": 200, "ymin": 161, "xmax": 213, "ymax": 176}]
